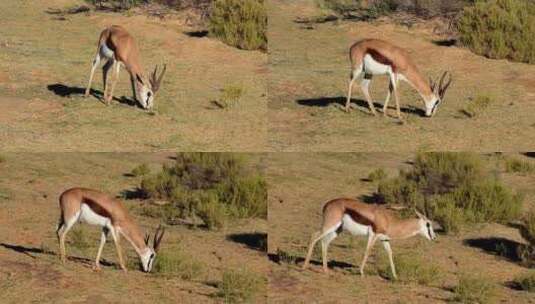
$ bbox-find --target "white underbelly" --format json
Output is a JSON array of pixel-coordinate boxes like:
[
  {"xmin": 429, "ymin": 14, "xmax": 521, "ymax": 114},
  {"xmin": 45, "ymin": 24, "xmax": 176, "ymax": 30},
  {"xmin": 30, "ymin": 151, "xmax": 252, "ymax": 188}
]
[
  {"xmin": 99, "ymin": 43, "xmax": 115, "ymax": 59},
  {"xmin": 342, "ymin": 214, "xmax": 370, "ymax": 236},
  {"xmin": 362, "ymin": 54, "xmax": 391, "ymax": 75},
  {"xmin": 79, "ymin": 203, "xmax": 111, "ymax": 227}
]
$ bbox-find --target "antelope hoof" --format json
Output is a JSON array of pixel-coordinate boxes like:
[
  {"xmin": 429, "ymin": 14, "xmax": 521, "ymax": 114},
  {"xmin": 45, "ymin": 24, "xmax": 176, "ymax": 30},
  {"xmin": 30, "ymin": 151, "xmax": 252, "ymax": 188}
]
[
  {"xmin": 344, "ymin": 106, "xmax": 351, "ymax": 113},
  {"xmin": 92, "ymin": 264, "xmax": 102, "ymax": 272}
]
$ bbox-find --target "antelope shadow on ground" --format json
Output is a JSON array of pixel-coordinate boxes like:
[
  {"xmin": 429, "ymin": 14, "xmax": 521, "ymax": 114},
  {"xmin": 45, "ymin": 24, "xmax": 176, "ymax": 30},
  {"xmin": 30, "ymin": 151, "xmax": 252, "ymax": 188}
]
[
  {"xmin": 463, "ymin": 237, "xmax": 523, "ymax": 263},
  {"xmin": 46, "ymin": 83, "xmax": 138, "ymax": 107},
  {"xmin": 296, "ymin": 96, "xmax": 425, "ymax": 117},
  {"xmin": 227, "ymin": 232, "xmax": 267, "ymax": 252}
]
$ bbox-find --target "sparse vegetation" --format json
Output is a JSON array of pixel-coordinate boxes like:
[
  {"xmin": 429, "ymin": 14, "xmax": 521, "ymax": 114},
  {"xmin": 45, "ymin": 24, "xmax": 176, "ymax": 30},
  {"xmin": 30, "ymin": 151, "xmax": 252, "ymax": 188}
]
[
  {"xmin": 518, "ymin": 210, "xmax": 535, "ymax": 267},
  {"xmin": 68, "ymin": 228, "xmax": 91, "ymax": 253},
  {"xmin": 377, "ymin": 152, "xmax": 522, "ymax": 234},
  {"xmin": 209, "ymin": 0, "xmax": 267, "ymax": 51},
  {"xmin": 367, "ymin": 168, "xmax": 387, "ymax": 182},
  {"xmin": 377, "ymin": 251, "xmax": 442, "ymax": 285},
  {"xmin": 458, "ymin": 0, "xmax": 535, "ymax": 64},
  {"xmin": 505, "ymin": 157, "xmax": 535, "ymax": 174},
  {"xmin": 154, "ymin": 249, "xmax": 204, "ymax": 280},
  {"xmin": 217, "ymin": 268, "xmax": 264, "ymax": 303},
  {"xmin": 461, "ymin": 94, "xmax": 494, "ymax": 118},
  {"xmin": 453, "ymin": 273, "xmax": 496, "ymax": 304},
  {"xmin": 216, "ymin": 84, "xmax": 246, "ymax": 108},
  {"xmin": 275, "ymin": 248, "xmax": 300, "ymax": 265},
  {"xmin": 130, "ymin": 163, "xmax": 151, "ymax": 177},
  {"xmin": 514, "ymin": 271, "xmax": 535, "ymax": 292},
  {"xmin": 140, "ymin": 153, "xmax": 266, "ymax": 229}
]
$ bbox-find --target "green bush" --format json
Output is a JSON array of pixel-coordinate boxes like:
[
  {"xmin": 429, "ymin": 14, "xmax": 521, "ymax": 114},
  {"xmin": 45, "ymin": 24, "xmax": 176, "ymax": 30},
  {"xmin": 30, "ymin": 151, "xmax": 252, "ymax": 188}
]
[
  {"xmin": 458, "ymin": 0, "xmax": 535, "ymax": 64},
  {"xmin": 377, "ymin": 152, "xmax": 522, "ymax": 234},
  {"xmin": 453, "ymin": 274, "xmax": 496, "ymax": 303},
  {"xmin": 217, "ymin": 268, "xmax": 264, "ymax": 303},
  {"xmin": 377, "ymin": 252, "xmax": 442, "ymax": 285},
  {"xmin": 514, "ymin": 271, "xmax": 535, "ymax": 292},
  {"xmin": 209, "ymin": 0, "xmax": 267, "ymax": 51},
  {"xmin": 461, "ymin": 94, "xmax": 493, "ymax": 118},
  {"xmin": 140, "ymin": 153, "xmax": 266, "ymax": 230},
  {"xmin": 153, "ymin": 250, "xmax": 204, "ymax": 280},
  {"xmin": 505, "ymin": 158, "xmax": 535, "ymax": 174},
  {"xmin": 367, "ymin": 168, "xmax": 387, "ymax": 182},
  {"xmin": 130, "ymin": 163, "xmax": 151, "ymax": 177}
]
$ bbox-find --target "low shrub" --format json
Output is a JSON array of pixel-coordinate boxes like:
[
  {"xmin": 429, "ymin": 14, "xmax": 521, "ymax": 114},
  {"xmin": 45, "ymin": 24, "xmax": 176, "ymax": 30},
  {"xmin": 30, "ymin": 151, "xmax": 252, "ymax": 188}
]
[
  {"xmin": 453, "ymin": 273, "xmax": 496, "ymax": 304},
  {"xmin": 505, "ymin": 158, "xmax": 535, "ymax": 174},
  {"xmin": 140, "ymin": 153, "xmax": 266, "ymax": 230},
  {"xmin": 130, "ymin": 163, "xmax": 151, "ymax": 177},
  {"xmin": 518, "ymin": 210, "xmax": 535, "ymax": 267},
  {"xmin": 461, "ymin": 94, "xmax": 493, "ymax": 118},
  {"xmin": 458, "ymin": 0, "xmax": 535, "ymax": 64},
  {"xmin": 275, "ymin": 248, "xmax": 300, "ymax": 265},
  {"xmin": 154, "ymin": 250, "xmax": 204, "ymax": 280},
  {"xmin": 377, "ymin": 251, "xmax": 442, "ymax": 285},
  {"xmin": 216, "ymin": 84, "xmax": 245, "ymax": 109},
  {"xmin": 377, "ymin": 152, "xmax": 522, "ymax": 234},
  {"xmin": 217, "ymin": 268, "xmax": 264, "ymax": 303},
  {"xmin": 209, "ymin": 0, "xmax": 267, "ymax": 51},
  {"xmin": 514, "ymin": 271, "xmax": 535, "ymax": 292},
  {"xmin": 367, "ymin": 168, "xmax": 387, "ymax": 182}
]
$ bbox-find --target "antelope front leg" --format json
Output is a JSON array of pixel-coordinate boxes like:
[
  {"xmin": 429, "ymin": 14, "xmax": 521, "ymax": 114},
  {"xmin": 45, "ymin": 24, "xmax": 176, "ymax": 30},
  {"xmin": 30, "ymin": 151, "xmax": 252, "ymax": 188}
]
[
  {"xmin": 392, "ymin": 80, "xmax": 402, "ymax": 120},
  {"xmin": 383, "ymin": 80, "xmax": 394, "ymax": 117},
  {"xmin": 302, "ymin": 231, "xmax": 321, "ymax": 270},
  {"xmin": 93, "ymin": 228, "xmax": 109, "ymax": 271},
  {"xmin": 359, "ymin": 232, "xmax": 378, "ymax": 276},
  {"xmin": 111, "ymin": 228, "xmax": 127, "ymax": 272},
  {"xmin": 382, "ymin": 240, "xmax": 397, "ymax": 280}
]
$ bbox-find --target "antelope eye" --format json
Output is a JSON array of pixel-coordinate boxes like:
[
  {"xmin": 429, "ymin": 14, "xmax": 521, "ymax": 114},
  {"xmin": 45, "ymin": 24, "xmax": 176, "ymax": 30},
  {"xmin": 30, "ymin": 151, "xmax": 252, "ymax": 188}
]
[{"xmin": 426, "ymin": 222, "xmax": 431, "ymax": 228}]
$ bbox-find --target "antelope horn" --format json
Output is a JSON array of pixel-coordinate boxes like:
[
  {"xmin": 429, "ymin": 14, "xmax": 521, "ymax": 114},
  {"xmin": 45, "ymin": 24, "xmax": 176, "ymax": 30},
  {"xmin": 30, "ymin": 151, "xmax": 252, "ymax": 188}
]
[
  {"xmin": 153, "ymin": 224, "xmax": 165, "ymax": 252},
  {"xmin": 439, "ymin": 71, "xmax": 453, "ymax": 98},
  {"xmin": 144, "ymin": 233, "xmax": 150, "ymax": 246},
  {"xmin": 414, "ymin": 208, "xmax": 426, "ymax": 219}
]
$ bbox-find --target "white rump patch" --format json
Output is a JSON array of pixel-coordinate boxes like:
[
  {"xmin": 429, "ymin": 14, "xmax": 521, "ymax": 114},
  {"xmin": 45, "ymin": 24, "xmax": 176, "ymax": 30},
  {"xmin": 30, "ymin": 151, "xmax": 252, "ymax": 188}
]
[
  {"xmin": 342, "ymin": 214, "xmax": 370, "ymax": 236},
  {"xmin": 99, "ymin": 43, "xmax": 115, "ymax": 59}
]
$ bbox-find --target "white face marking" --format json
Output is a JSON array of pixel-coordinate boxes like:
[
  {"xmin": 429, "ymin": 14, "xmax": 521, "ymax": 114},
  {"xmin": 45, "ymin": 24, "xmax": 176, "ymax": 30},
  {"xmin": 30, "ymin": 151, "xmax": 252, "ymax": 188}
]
[
  {"xmin": 79, "ymin": 204, "xmax": 111, "ymax": 227},
  {"xmin": 136, "ymin": 82, "xmax": 154, "ymax": 109},
  {"xmin": 419, "ymin": 219, "xmax": 436, "ymax": 240},
  {"xmin": 139, "ymin": 248, "xmax": 156, "ymax": 272},
  {"xmin": 363, "ymin": 54, "xmax": 392, "ymax": 75},
  {"xmin": 424, "ymin": 95, "xmax": 440, "ymax": 117},
  {"xmin": 342, "ymin": 214, "xmax": 371, "ymax": 236}
]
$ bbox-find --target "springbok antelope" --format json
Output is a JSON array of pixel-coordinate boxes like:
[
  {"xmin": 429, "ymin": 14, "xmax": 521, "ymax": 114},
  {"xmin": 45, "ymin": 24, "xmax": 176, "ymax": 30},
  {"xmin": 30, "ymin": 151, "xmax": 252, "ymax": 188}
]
[
  {"xmin": 302, "ymin": 198, "xmax": 436, "ymax": 279},
  {"xmin": 84, "ymin": 25, "xmax": 166, "ymax": 110},
  {"xmin": 56, "ymin": 187, "xmax": 165, "ymax": 272},
  {"xmin": 346, "ymin": 39, "xmax": 452, "ymax": 118}
]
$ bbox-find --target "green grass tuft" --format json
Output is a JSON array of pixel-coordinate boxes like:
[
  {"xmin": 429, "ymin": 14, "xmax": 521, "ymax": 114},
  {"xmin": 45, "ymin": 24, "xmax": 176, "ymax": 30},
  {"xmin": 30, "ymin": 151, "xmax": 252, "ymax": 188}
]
[
  {"xmin": 217, "ymin": 268, "xmax": 264, "ymax": 303},
  {"xmin": 216, "ymin": 84, "xmax": 246, "ymax": 109},
  {"xmin": 367, "ymin": 168, "xmax": 387, "ymax": 182},
  {"xmin": 453, "ymin": 273, "xmax": 496, "ymax": 304},
  {"xmin": 461, "ymin": 94, "xmax": 494, "ymax": 118},
  {"xmin": 505, "ymin": 158, "xmax": 535, "ymax": 174},
  {"xmin": 377, "ymin": 251, "xmax": 442, "ymax": 285},
  {"xmin": 514, "ymin": 271, "xmax": 535, "ymax": 292},
  {"xmin": 130, "ymin": 163, "xmax": 151, "ymax": 177},
  {"xmin": 153, "ymin": 250, "xmax": 204, "ymax": 280}
]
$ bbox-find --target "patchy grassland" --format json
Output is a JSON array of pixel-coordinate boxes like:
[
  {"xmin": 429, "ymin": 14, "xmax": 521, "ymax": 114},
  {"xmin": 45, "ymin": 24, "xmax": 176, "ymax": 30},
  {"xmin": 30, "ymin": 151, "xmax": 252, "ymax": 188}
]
[
  {"xmin": 0, "ymin": 153, "xmax": 267, "ymax": 303},
  {"xmin": 0, "ymin": 0, "xmax": 267, "ymax": 151}
]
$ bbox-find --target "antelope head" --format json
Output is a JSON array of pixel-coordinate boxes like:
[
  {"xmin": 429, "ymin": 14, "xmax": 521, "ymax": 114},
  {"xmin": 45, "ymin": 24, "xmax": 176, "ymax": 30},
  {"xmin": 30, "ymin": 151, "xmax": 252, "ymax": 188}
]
[
  {"xmin": 425, "ymin": 71, "xmax": 453, "ymax": 117},
  {"xmin": 414, "ymin": 209, "xmax": 437, "ymax": 241},
  {"xmin": 141, "ymin": 224, "xmax": 165, "ymax": 272},
  {"xmin": 133, "ymin": 64, "xmax": 166, "ymax": 110}
]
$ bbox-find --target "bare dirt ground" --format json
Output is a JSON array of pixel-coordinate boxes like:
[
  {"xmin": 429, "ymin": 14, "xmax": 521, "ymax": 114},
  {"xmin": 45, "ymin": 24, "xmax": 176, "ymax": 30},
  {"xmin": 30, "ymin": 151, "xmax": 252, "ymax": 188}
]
[
  {"xmin": 0, "ymin": 0, "xmax": 267, "ymax": 152},
  {"xmin": 267, "ymin": 152, "xmax": 535, "ymax": 303},
  {"xmin": 268, "ymin": 0, "xmax": 535, "ymax": 152},
  {"xmin": 0, "ymin": 153, "xmax": 267, "ymax": 303}
]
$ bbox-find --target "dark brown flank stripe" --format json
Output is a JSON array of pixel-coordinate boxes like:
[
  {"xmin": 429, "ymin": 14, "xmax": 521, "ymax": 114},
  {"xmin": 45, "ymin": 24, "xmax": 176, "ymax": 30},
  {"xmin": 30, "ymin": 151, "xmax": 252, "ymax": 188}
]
[
  {"xmin": 366, "ymin": 48, "xmax": 396, "ymax": 72},
  {"xmin": 81, "ymin": 197, "xmax": 112, "ymax": 218}
]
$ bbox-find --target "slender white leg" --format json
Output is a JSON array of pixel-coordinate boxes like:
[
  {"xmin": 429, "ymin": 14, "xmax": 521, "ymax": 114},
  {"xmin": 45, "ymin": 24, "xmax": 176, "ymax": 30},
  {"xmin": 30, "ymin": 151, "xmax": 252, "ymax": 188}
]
[
  {"xmin": 360, "ymin": 77, "xmax": 377, "ymax": 116},
  {"xmin": 346, "ymin": 67, "xmax": 362, "ymax": 112},
  {"xmin": 359, "ymin": 231, "xmax": 378, "ymax": 276},
  {"xmin": 58, "ymin": 216, "xmax": 78, "ymax": 264},
  {"xmin": 94, "ymin": 227, "xmax": 109, "ymax": 271},
  {"xmin": 383, "ymin": 79, "xmax": 394, "ymax": 116},
  {"xmin": 85, "ymin": 53, "xmax": 101, "ymax": 98},
  {"xmin": 321, "ymin": 231, "xmax": 337, "ymax": 273},
  {"xmin": 106, "ymin": 61, "xmax": 121, "ymax": 105},
  {"xmin": 303, "ymin": 223, "xmax": 341, "ymax": 270},
  {"xmin": 102, "ymin": 59, "xmax": 114, "ymax": 101},
  {"xmin": 382, "ymin": 240, "xmax": 397, "ymax": 279},
  {"xmin": 110, "ymin": 227, "xmax": 127, "ymax": 272}
]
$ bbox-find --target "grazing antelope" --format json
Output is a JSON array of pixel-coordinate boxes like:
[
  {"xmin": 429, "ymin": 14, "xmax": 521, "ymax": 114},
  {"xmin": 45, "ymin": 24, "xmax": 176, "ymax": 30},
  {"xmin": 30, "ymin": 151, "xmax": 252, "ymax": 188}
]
[
  {"xmin": 346, "ymin": 39, "xmax": 452, "ymax": 118},
  {"xmin": 84, "ymin": 25, "xmax": 166, "ymax": 110},
  {"xmin": 56, "ymin": 187, "xmax": 165, "ymax": 272},
  {"xmin": 302, "ymin": 198, "xmax": 436, "ymax": 279}
]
